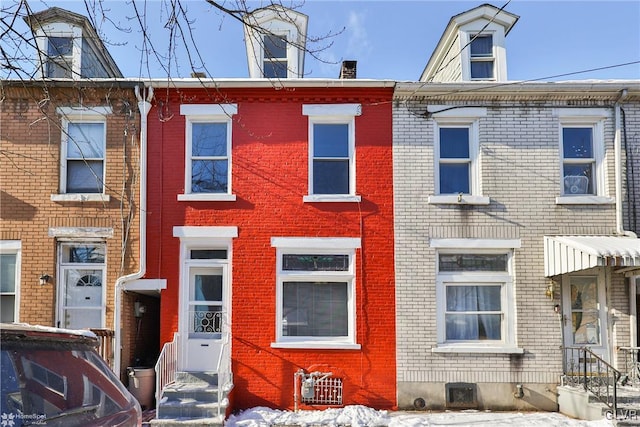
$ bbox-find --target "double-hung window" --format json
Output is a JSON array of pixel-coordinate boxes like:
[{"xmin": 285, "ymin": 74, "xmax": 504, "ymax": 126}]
[
  {"xmin": 263, "ymin": 34, "xmax": 288, "ymax": 78},
  {"xmin": 47, "ymin": 36, "xmax": 74, "ymax": 78},
  {"xmin": 271, "ymin": 237, "xmax": 361, "ymax": 349},
  {"xmin": 469, "ymin": 34, "xmax": 494, "ymax": 80},
  {"xmin": 54, "ymin": 107, "xmax": 111, "ymax": 202},
  {"xmin": 430, "ymin": 107, "xmax": 488, "ymax": 205},
  {"xmin": 179, "ymin": 104, "xmax": 237, "ymax": 201},
  {"xmin": 432, "ymin": 239, "xmax": 521, "ymax": 353},
  {"xmin": 302, "ymin": 104, "xmax": 361, "ymax": 202},
  {"xmin": 0, "ymin": 241, "xmax": 21, "ymax": 323},
  {"xmin": 553, "ymin": 109, "xmax": 611, "ymax": 204}
]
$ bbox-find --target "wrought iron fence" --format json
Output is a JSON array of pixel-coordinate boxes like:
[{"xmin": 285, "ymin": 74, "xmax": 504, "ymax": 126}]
[{"xmin": 619, "ymin": 347, "xmax": 640, "ymax": 387}]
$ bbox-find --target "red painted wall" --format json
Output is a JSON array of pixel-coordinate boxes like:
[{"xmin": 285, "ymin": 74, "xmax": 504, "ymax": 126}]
[{"xmin": 146, "ymin": 86, "xmax": 396, "ymax": 410}]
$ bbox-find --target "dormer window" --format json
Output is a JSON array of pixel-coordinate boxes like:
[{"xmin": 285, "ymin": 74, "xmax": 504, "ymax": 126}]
[
  {"xmin": 263, "ymin": 34, "xmax": 288, "ymax": 78},
  {"xmin": 46, "ymin": 36, "xmax": 73, "ymax": 78},
  {"xmin": 469, "ymin": 34, "xmax": 494, "ymax": 79},
  {"xmin": 243, "ymin": 6, "xmax": 307, "ymax": 79}
]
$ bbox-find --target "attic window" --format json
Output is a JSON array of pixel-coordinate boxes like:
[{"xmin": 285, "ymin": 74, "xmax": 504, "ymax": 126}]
[
  {"xmin": 469, "ymin": 34, "xmax": 494, "ymax": 79},
  {"xmin": 263, "ymin": 34, "xmax": 288, "ymax": 78},
  {"xmin": 47, "ymin": 36, "xmax": 73, "ymax": 78}
]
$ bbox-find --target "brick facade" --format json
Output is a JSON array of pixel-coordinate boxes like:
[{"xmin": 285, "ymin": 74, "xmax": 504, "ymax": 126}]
[
  {"xmin": 392, "ymin": 84, "xmax": 640, "ymax": 410},
  {"xmin": 145, "ymin": 85, "xmax": 397, "ymax": 410},
  {"xmin": 0, "ymin": 83, "xmax": 142, "ymax": 377}
]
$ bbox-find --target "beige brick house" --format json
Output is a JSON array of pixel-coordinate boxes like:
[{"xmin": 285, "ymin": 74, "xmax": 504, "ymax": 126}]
[{"xmin": 393, "ymin": 4, "xmax": 640, "ymax": 412}]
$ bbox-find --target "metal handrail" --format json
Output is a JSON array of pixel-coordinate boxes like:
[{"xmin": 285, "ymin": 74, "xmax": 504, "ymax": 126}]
[
  {"xmin": 562, "ymin": 346, "xmax": 622, "ymax": 414},
  {"xmin": 216, "ymin": 313, "xmax": 232, "ymax": 418},
  {"xmin": 155, "ymin": 332, "xmax": 179, "ymax": 411}
]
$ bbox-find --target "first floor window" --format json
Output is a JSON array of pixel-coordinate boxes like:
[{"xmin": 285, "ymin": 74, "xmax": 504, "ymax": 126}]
[
  {"xmin": 272, "ymin": 237, "xmax": 360, "ymax": 348},
  {"xmin": 436, "ymin": 250, "xmax": 515, "ymax": 347},
  {"xmin": 0, "ymin": 242, "xmax": 20, "ymax": 323},
  {"xmin": 58, "ymin": 242, "xmax": 106, "ymax": 329}
]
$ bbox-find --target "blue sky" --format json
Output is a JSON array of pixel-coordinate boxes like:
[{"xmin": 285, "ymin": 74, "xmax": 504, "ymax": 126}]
[{"xmin": 11, "ymin": 0, "xmax": 640, "ymax": 81}]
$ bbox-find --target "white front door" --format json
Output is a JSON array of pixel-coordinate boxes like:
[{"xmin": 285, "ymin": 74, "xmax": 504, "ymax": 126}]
[
  {"xmin": 562, "ymin": 270, "xmax": 609, "ymax": 366},
  {"xmin": 181, "ymin": 266, "xmax": 226, "ymax": 371}
]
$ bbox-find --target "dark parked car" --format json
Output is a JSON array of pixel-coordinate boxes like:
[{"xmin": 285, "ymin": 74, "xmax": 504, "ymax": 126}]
[{"xmin": 1, "ymin": 323, "xmax": 141, "ymax": 426}]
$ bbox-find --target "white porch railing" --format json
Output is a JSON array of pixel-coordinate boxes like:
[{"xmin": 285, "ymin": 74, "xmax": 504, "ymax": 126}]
[
  {"xmin": 216, "ymin": 315, "xmax": 233, "ymax": 417},
  {"xmin": 155, "ymin": 332, "xmax": 179, "ymax": 410}
]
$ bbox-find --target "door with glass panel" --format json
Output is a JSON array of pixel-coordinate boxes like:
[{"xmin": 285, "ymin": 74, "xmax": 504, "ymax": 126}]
[
  {"xmin": 58, "ymin": 243, "xmax": 105, "ymax": 329},
  {"xmin": 562, "ymin": 271, "xmax": 609, "ymax": 370},
  {"xmin": 182, "ymin": 266, "xmax": 226, "ymax": 371}
]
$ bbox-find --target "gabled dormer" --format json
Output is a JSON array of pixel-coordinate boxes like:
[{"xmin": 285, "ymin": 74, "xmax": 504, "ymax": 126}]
[
  {"xmin": 420, "ymin": 4, "xmax": 519, "ymax": 83},
  {"xmin": 243, "ymin": 5, "xmax": 308, "ymax": 78},
  {"xmin": 25, "ymin": 7, "xmax": 122, "ymax": 79}
]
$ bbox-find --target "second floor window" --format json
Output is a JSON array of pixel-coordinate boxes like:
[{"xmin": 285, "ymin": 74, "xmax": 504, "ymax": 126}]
[
  {"xmin": 561, "ymin": 127, "xmax": 595, "ymax": 195},
  {"xmin": 469, "ymin": 34, "xmax": 494, "ymax": 80},
  {"xmin": 180, "ymin": 104, "xmax": 237, "ymax": 199},
  {"xmin": 437, "ymin": 127, "xmax": 472, "ymax": 194},
  {"xmin": 190, "ymin": 122, "xmax": 229, "ymax": 194},
  {"xmin": 64, "ymin": 121, "xmax": 105, "ymax": 193}
]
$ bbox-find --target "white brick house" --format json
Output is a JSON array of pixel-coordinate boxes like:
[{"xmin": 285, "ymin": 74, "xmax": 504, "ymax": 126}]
[{"xmin": 393, "ymin": 4, "xmax": 640, "ymax": 411}]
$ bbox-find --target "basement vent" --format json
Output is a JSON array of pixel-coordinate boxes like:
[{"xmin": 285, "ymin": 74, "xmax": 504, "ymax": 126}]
[
  {"xmin": 302, "ymin": 376, "xmax": 343, "ymax": 406},
  {"xmin": 445, "ymin": 382, "xmax": 478, "ymax": 409}
]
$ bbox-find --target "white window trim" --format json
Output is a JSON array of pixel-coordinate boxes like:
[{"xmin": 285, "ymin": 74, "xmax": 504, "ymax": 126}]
[
  {"xmin": 458, "ymin": 20, "xmax": 508, "ymax": 81},
  {"xmin": 302, "ymin": 104, "xmax": 361, "ymax": 202},
  {"xmin": 429, "ymin": 107, "xmax": 488, "ymax": 205},
  {"xmin": 179, "ymin": 104, "xmax": 237, "ymax": 201},
  {"xmin": 0, "ymin": 241, "xmax": 21, "ymax": 323},
  {"xmin": 55, "ymin": 106, "xmax": 112, "ymax": 202},
  {"xmin": 35, "ymin": 22, "xmax": 82, "ymax": 79},
  {"xmin": 262, "ymin": 30, "xmax": 290, "ymax": 78},
  {"xmin": 431, "ymin": 239, "xmax": 522, "ymax": 353},
  {"xmin": 553, "ymin": 108, "xmax": 612, "ymax": 205},
  {"xmin": 56, "ymin": 242, "xmax": 107, "ymax": 329},
  {"xmin": 271, "ymin": 237, "xmax": 361, "ymax": 349}
]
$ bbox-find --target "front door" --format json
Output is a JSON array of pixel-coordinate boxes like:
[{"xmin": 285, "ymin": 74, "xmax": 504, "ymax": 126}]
[
  {"xmin": 181, "ymin": 266, "xmax": 226, "ymax": 371},
  {"xmin": 562, "ymin": 270, "xmax": 609, "ymax": 367}
]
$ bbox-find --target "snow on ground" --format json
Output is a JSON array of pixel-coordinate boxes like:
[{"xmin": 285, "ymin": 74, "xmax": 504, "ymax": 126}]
[{"xmin": 225, "ymin": 405, "xmax": 615, "ymax": 427}]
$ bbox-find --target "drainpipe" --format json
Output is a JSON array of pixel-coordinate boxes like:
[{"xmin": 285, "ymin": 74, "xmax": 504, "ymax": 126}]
[
  {"xmin": 113, "ymin": 85, "xmax": 153, "ymax": 377},
  {"xmin": 614, "ymin": 88, "xmax": 635, "ymax": 238},
  {"xmin": 613, "ymin": 88, "xmax": 639, "ymax": 351}
]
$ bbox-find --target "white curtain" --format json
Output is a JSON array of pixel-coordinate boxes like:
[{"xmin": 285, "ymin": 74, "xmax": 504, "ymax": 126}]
[{"xmin": 446, "ymin": 285, "xmax": 500, "ymax": 340}]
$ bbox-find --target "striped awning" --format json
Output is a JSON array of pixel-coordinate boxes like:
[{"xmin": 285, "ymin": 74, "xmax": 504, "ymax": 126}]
[{"xmin": 544, "ymin": 235, "xmax": 640, "ymax": 277}]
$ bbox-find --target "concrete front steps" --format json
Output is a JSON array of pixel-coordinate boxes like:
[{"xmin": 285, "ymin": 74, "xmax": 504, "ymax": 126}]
[
  {"xmin": 558, "ymin": 384, "xmax": 640, "ymax": 425},
  {"xmin": 149, "ymin": 372, "xmax": 231, "ymax": 427}
]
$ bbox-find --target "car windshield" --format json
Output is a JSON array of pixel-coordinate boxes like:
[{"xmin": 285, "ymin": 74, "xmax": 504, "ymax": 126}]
[{"xmin": 1, "ymin": 339, "xmax": 136, "ymax": 427}]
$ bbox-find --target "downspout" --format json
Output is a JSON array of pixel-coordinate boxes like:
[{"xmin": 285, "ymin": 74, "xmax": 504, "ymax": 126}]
[
  {"xmin": 613, "ymin": 88, "xmax": 638, "ymax": 349},
  {"xmin": 614, "ymin": 88, "xmax": 635, "ymax": 238},
  {"xmin": 113, "ymin": 85, "xmax": 153, "ymax": 376}
]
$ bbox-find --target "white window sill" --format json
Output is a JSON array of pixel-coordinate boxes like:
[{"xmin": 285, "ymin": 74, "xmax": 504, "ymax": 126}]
[
  {"xmin": 178, "ymin": 193, "xmax": 237, "ymax": 202},
  {"xmin": 303, "ymin": 195, "xmax": 362, "ymax": 203},
  {"xmin": 428, "ymin": 195, "xmax": 490, "ymax": 205},
  {"xmin": 51, "ymin": 194, "xmax": 110, "ymax": 203},
  {"xmin": 432, "ymin": 345, "xmax": 524, "ymax": 354},
  {"xmin": 556, "ymin": 195, "xmax": 614, "ymax": 205},
  {"xmin": 271, "ymin": 341, "xmax": 361, "ymax": 350}
]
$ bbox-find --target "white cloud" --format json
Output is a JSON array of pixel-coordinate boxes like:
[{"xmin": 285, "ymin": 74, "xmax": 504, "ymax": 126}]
[{"xmin": 346, "ymin": 10, "xmax": 371, "ymax": 59}]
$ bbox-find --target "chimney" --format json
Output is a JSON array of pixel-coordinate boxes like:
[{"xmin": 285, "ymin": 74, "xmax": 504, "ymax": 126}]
[{"xmin": 339, "ymin": 60, "xmax": 357, "ymax": 79}]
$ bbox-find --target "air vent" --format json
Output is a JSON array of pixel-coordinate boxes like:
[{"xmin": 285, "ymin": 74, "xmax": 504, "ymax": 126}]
[{"xmin": 445, "ymin": 382, "xmax": 478, "ymax": 409}]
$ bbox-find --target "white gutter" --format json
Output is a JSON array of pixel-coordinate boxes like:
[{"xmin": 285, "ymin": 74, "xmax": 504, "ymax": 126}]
[{"xmin": 113, "ymin": 85, "xmax": 153, "ymax": 376}]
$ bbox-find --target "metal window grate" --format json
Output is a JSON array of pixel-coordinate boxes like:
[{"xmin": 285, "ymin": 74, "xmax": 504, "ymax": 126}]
[{"xmin": 302, "ymin": 377, "xmax": 343, "ymax": 405}]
